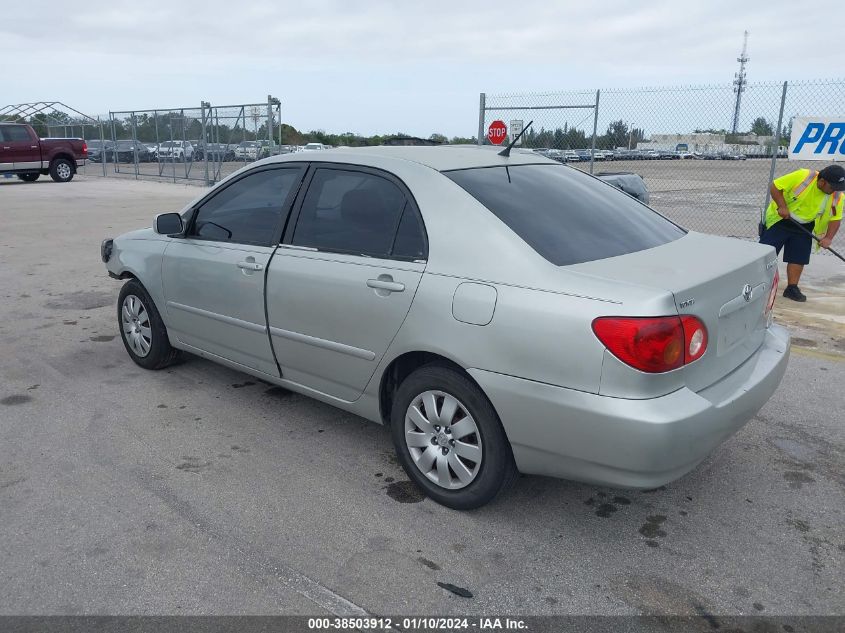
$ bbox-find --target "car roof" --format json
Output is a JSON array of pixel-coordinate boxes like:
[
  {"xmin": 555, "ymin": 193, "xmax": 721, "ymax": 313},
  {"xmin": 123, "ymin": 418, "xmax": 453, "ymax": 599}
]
[{"xmin": 262, "ymin": 145, "xmax": 558, "ymax": 172}]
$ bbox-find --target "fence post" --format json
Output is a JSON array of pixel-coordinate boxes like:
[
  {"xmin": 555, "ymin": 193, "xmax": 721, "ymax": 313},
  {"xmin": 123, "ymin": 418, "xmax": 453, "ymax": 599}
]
[
  {"xmin": 109, "ymin": 112, "xmax": 117, "ymax": 174},
  {"xmin": 763, "ymin": 81, "xmax": 788, "ymax": 230},
  {"xmin": 130, "ymin": 112, "xmax": 139, "ymax": 179},
  {"xmin": 477, "ymin": 93, "xmax": 486, "ymax": 145},
  {"xmin": 154, "ymin": 111, "xmax": 163, "ymax": 178},
  {"xmin": 201, "ymin": 101, "xmax": 211, "ymax": 185},
  {"xmin": 267, "ymin": 94, "xmax": 273, "ymax": 149},
  {"xmin": 168, "ymin": 112, "xmax": 176, "ymax": 183},
  {"xmin": 589, "ymin": 89, "xmax": 601, "ymax": 175},
  {"xmin": 98, "ymin": 118, "xmax": 106, "ymax": 177}
]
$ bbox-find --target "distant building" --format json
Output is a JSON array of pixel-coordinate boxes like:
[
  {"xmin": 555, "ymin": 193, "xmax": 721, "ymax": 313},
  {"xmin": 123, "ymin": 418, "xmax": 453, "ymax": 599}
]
[{"xmin": 638, "ymin": 132, "xmax": 779, "ymax": 156}]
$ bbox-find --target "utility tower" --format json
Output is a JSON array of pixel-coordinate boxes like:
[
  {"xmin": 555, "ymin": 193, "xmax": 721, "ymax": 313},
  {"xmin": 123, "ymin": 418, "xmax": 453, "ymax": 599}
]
[{"xmin": 731, "ymin": 30, "xmax": 749, "ymax": 134}]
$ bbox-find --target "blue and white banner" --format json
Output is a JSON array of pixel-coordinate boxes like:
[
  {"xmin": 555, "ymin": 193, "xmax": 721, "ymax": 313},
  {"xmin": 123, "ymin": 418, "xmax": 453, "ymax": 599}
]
[{"xmin": 789, "ymin": 117, "xmax": 845, "ymax": 161}]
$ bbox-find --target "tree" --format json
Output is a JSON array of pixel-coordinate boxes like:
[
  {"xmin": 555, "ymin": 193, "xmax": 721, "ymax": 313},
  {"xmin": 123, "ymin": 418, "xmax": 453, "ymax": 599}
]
[
  {"xmin": 750, "ymin": 117, "xmax": 774, "ymax": 136},
  {"xmin": 603, "ymin": 120, "xmax": 629, "ymax": 149},
  {"xmin": 781, "ymin": 119, "xmax": 793, "ymax": 145}
]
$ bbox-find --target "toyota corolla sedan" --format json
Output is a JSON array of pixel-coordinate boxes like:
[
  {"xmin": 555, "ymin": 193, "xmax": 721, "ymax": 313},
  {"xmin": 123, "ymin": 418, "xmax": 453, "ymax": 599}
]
[{"xmin": 101, "ymin": 146, "xmax": 789, "ymax": 509}]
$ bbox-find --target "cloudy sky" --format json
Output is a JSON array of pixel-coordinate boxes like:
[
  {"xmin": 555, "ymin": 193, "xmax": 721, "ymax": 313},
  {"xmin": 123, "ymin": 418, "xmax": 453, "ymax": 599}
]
[{"xmin": 3, "ymin": 0, "xmax": 839, "ymax": 137}]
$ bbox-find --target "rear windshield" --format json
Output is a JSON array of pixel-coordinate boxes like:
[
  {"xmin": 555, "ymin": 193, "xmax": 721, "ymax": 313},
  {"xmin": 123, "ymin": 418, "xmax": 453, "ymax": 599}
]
[{"xmin": 445, "ymin": 164, "xmax": 684, "ymax": 266}]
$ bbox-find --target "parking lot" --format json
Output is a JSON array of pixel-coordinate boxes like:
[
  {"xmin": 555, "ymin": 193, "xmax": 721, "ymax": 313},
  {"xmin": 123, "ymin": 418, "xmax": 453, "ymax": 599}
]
[{"xmin": 1, "ymin": 176, "xmax": 843, "ymax": 619}]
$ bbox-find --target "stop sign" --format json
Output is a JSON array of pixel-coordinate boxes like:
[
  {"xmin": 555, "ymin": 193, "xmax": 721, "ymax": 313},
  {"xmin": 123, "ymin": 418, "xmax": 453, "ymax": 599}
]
[{"xmin": 487, "ymin": 120, "xmax": 508, "ymax": 145}]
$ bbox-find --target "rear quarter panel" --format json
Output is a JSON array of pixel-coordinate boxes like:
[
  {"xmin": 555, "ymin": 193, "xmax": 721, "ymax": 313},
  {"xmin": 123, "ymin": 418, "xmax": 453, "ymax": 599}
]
[{"xmin": 384, "ymin": 272, "xmax": 609, "ymax": 394}]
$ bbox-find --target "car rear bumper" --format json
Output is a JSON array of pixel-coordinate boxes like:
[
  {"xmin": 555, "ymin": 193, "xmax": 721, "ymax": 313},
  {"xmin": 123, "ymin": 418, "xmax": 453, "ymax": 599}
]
[{"xmin": 469, "ymin": 324, "xmax": 790, "ymax": 488}]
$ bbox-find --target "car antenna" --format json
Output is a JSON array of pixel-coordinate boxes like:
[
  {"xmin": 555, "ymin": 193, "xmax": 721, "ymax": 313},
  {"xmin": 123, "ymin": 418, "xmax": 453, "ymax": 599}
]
[{"xmin": 498, "ymin": 120, "xmax": 533, "ymax": 157}]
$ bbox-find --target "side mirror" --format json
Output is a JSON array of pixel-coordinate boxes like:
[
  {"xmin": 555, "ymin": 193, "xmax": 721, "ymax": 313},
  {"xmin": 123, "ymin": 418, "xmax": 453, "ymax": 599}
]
[{"xmin": 154, "ymin": 212, "xmax": 183, "ymax": 235}]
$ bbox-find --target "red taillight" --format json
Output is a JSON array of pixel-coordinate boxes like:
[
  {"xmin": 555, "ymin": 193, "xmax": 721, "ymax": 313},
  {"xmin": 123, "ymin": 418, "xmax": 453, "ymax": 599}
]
[
  {"xmin": 765, "ymin": 269, "xmax": 779, "ymax": 315},
  {"xmin": 681, "ymin": 315, "xmax": 707, "ymax": 363},
  {"xmin": 82, "ymin": 142, "xmax": 88, "ymax": 157},
  {"xmin": 592, "ymin": 315, "xmax": 708, "ymax": 373}
]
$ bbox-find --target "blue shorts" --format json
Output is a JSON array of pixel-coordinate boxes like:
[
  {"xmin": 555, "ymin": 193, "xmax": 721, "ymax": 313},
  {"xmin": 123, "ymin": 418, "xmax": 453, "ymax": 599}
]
[{"xmin": 759, "ymin": 219, "xmax": 813, "ymax": 265}]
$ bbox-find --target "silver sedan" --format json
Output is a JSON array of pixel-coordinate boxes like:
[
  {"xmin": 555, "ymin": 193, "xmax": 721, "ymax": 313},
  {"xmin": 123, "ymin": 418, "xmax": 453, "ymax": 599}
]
[{"xmin": 101, "ymin": 146, "xmax": 789, "ymax": 509}]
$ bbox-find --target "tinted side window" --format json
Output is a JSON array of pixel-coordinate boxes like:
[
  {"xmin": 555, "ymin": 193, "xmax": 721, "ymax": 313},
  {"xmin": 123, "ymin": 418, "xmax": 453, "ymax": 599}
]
[
  {"xmin": 391, "ymin": 207, "xmax": 427, "ymax": 260},
  {"xmin": 292, "ymin": 168, "xmax": 407, "ymax": 257},
  {"xmin": 190, "ymin": 168, "xmax": 301, "ymax": 245},
  {"xmin": 445, "ymin": 165, "xmax": 684, "ymax": 266},
  {"xmin": 2, "ymin": 126, "xmax": 31, "ymax": 142}
]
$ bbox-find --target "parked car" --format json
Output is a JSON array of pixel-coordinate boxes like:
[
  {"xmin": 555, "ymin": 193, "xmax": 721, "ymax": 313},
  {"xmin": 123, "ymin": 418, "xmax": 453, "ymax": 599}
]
[
  {"xmin": 303, "ymin": 142, "xmax": 325, "ymax": 151},
  {"xmin": 144, "ymin": 143, "xmax": 159, "ymax": 159},
  {"xmin": 101, "ymin": 146, "xmax": 788, "ymax": 509},
  {"xmin": 595, "ymin": 171, "xmax": 650, "ymax": 204},
  {"xmin": 0, "ymin": 123, "xmax": 87, "ymax": 182},
  {"xmin": 189, "ymin": 141, "xmax": 205, "ymax": 161},
  {"xmin": 234, "ymin": 141, "xmax": 261, "ymax": 161},
  {"xmin": 87, "ymin": 140, "xmax": 114, "ymax": 163},
  {"xmin": 612, "ymin": 150, "xmax": 631, "ymax": 161},
  {"xmin": 202, "ymin": 143, "xmax": 236, "ymax": 161},
  {"xmin": 114, "ymin": 140, "xmax": 152, "ymax": 163},
  {"xmin": 258, "ymin": 140, "xmax": 285, "ymax": 158},
  {"xmin": 157, "ymin": 141, "xmax": 194, "ymax": 161},
  {"xmin": 545, "ymin": 149, "xmax": 564, "ymax": 162}
]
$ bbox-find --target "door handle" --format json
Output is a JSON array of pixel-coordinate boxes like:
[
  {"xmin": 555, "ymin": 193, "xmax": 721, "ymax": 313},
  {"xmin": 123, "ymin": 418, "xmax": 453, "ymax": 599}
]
[
  {"xmin": 237, "ymin": 261, "xmax": 264, "ymax": 271},
  {"xmin": 367, "ymin": 278, "xmax": 405, "ymax": 293}
]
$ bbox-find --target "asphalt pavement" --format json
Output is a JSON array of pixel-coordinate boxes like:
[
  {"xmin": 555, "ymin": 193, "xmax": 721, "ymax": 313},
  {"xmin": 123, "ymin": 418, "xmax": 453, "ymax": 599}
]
[{"xmin": 0, "ymin": 176, "xmax": 843, "ymax": 619}]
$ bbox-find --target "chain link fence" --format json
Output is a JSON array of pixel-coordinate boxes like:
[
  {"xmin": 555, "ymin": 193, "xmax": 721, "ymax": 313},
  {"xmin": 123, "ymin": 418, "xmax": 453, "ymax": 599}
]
[
  {"xmin": 479, "ymin": 80, "xmax": 845, "ymax": 241},
  {"xmin": 102, "ymin": 99, "xmax": 283, "ymax": 185}
]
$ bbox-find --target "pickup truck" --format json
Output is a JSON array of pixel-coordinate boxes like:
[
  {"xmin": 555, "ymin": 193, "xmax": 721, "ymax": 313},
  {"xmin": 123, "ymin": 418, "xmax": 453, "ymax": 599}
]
[{"xmin": 0, "ymin": 123, "xmax": 87, "ymax": 183}]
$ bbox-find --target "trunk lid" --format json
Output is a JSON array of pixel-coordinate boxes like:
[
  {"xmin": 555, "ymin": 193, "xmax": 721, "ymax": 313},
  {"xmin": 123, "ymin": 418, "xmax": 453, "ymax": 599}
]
[{"xmin": 568, "ymin": 232, "xmax": 778, "ymax": 392}]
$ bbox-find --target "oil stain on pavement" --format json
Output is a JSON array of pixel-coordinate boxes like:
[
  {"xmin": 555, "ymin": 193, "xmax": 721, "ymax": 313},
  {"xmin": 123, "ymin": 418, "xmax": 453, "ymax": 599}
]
[
  {"xmin": 385, "ymin": 480, "xmax": 424, "ymax": 503},
  {"xmin": 639, "ymin": 515, "xmax": 668, "ymax": 547},
  {"xmin": 783, "ymin": 471, "xmax": 815, "ymax": 489}
]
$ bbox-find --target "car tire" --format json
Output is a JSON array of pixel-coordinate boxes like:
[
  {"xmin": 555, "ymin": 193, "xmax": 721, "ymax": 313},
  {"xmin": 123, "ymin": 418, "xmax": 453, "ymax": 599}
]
[
  {"xmin": 17, "ymin": 173, "xmax": 40, "ymax": 182},
  {"xmin": 390, "ymin": 364, "xmax": 517, "ymax": 510},
  {"xmin": 49, "ymin": 158, "xmax": 74, "ymax": 182},
  {"xmin": 117, "ymin": 279, "xmax": 180, "ymax": 370}
]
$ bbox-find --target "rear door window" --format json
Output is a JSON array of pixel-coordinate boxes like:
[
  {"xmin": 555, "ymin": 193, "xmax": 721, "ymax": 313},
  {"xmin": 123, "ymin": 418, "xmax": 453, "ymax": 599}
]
[
  {"xmin": 445, "ymin": 164, "xmax": 684, "ymax": 266},
  {"xmin": 2, "ymin": 126, "xmax": 31, "ymax": 142},
  {"xmin": 291, "ymin": 167, "xmax": 426, "ymax": 260}
]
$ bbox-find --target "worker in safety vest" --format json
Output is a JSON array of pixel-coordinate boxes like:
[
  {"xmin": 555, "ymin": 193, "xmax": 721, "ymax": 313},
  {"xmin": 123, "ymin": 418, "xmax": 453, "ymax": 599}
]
[{"xmin": 760, "ymin": 164, "xmax": 844, "ymax": 302}]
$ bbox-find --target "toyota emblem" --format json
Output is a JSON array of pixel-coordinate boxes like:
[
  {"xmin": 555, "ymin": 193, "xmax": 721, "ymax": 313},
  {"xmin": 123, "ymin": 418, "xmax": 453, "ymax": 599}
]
[{"xmin": 742, "ymin": 284, "xmax": 752, "ymax": 302}]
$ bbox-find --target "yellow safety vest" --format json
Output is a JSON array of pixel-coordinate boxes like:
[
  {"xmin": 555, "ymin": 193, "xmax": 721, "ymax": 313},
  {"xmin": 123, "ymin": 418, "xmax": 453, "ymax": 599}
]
[{"xmin": 766, "ymin": 169, "xmax": 844, "ymax": 237}]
